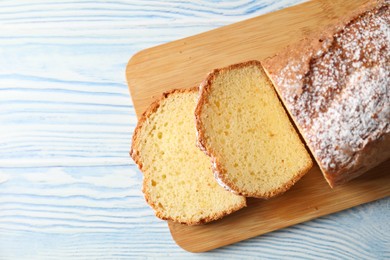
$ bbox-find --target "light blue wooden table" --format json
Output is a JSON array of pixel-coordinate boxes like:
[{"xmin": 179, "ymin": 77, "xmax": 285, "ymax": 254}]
[{"xmin": 0, "ymin": 1, "xmax": 389, "ymax": 259}]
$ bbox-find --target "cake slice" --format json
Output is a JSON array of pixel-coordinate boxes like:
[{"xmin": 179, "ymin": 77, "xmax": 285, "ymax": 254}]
[
  {"xmin": 131, "ymin": 88, "xmax": 246, "ymax": 225},
  {"xmin": 195, "ymin": 61, "xmax": 313, "ymax": 198}
]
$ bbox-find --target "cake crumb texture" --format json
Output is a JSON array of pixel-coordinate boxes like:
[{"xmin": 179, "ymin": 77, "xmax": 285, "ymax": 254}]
[
  {"xmin": 195, "ymin": 61, "xmax": 313, "ymax": 198},
  {"xmin": 131, "ymin": 88, "xmax": 246, "ymax": 225}
]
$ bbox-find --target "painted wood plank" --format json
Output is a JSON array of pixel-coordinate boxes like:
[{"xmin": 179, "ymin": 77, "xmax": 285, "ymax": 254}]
[{"xmin": 0, "ymin": 0, "xmax": 388, "ymax": 259}]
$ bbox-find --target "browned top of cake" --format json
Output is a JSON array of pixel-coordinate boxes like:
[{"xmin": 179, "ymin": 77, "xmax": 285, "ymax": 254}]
[{"xmin": 265, "ymin": 3, "xmax": 389, "ymax": 175}]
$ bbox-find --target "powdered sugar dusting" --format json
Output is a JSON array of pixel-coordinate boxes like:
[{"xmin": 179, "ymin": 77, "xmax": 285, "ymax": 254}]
[{"xmin": 276, "ymin": 4, "xmax": 390, "ymax": 174}]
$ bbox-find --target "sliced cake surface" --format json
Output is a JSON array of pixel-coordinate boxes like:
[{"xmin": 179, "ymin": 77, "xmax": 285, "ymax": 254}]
[
  {"xmin": 131, "ymin": 88, "xmax": 246, "ymax": 225},
  {"xmin": 195, "ymin": 61, "xmax": 313, "ymax": 198}
]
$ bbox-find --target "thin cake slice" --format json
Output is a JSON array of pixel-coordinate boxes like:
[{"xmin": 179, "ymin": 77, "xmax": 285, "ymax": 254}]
[
  {"xmin": 131, "ymin": 88, "xmax": 246, "ymax": 225},
  {"xmin": 195, "ymin": 61, "xmax": 313, "ymax": 198}
]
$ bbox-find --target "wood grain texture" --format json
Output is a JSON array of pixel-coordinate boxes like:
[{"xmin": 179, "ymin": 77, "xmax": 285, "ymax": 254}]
[
  {"xmin": 126, "ymin": 0, "xmax": 390, "ymax": 255},
  {"xmin": 1, "ymin": 0, "xmax": 389, "ymax": 259},
  {"xmin": 127, "ymin": 0, "xmax": 376, "ymax": 117},
  {"xmin": 169, "ymin": 163, "xmax": 390, "ymax": 252}
]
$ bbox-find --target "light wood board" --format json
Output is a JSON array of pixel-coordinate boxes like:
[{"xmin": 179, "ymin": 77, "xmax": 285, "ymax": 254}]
[{"xmin": 126, "ymin": 0, "xmax": 390, "ymax": 252}]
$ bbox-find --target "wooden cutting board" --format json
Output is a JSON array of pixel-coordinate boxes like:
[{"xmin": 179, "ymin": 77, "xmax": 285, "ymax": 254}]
[{"xmin": 126, "ymin": 0, "xmax": 390, "ymax": 252}]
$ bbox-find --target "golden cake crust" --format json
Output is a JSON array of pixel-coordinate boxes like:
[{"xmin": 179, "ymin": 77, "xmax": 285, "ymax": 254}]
[{"xmin": 263, "ymin": 1, "xmax": 390, "ymax": 187}]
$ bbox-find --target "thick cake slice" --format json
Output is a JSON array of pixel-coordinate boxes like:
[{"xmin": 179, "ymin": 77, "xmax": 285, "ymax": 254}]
[
  {"xmin": 131, "ymin": 88, "xmax": 246, "ymax": 225},
  {"xmin": 263, "ymin": 1, "xmax": 390, "ymax": 187},
  {"xmin": 195, "ymin": 61, "xmax": 313, "ymax": 198}
]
